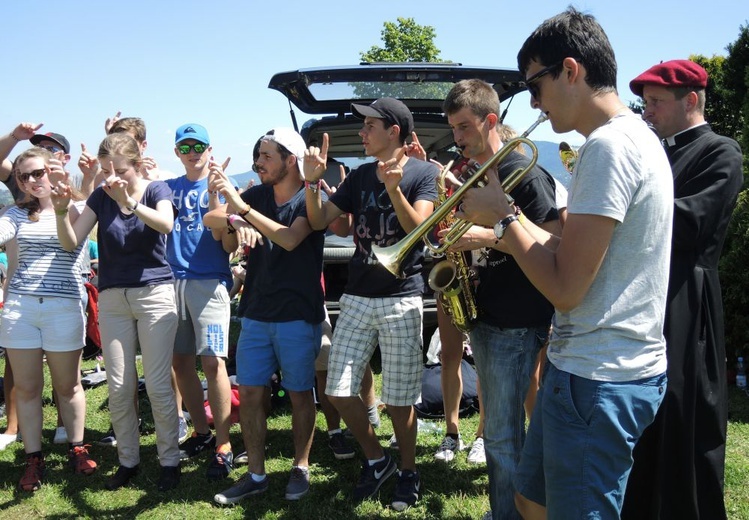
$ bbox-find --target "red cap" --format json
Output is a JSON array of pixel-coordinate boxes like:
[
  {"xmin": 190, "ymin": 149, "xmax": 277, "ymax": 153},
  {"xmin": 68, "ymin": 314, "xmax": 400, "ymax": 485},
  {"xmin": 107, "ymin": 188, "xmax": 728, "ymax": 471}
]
[{"xmin": 629, "ymin": 59, "xmax": 708, "ymax": 97}]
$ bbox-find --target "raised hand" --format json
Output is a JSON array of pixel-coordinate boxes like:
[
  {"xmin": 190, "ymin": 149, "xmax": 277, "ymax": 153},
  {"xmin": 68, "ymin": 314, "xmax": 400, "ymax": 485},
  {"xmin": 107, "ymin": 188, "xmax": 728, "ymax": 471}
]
[
  {"xmin": 12, "ymin": 122, "xmax": 43, "ymax": 141},
  {"xmin": 208, "ymin": 157, "xmax": 242, "ymax": 209},
  {"xmin": 405, "ymin": 131, "xmax": 427, "ymax": 161},
  {"xmin": 104, "ymin": 111, "xmax": 121, "ymax": 134},
  {"xmin": 303, "ymin": 132, "xmax": 328, "ymax": 181},
  {"xmin": 46, "ymin": 159, "xmax": 69, "ymax": 186},
  {"xmin": 50, "ymin": 181, "xmax": 73, "ymax": 211},
  {"xmin": 78, "ymin": 143, "xmax": 100, "ymax": 178},
  {"xmin": 379, "ymin": 146, "xmax": 407, "ymax": 193},
  {"xmin": 101, "ymin": 161, "xmax": 130, "ymax": 206}
]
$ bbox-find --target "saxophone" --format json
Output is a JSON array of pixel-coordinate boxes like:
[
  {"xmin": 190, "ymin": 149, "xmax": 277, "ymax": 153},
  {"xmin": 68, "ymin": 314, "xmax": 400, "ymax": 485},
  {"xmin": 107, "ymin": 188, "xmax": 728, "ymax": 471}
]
[{"xmin": 426, "ymin": 160, "xmax": 479, "ymax": 333}]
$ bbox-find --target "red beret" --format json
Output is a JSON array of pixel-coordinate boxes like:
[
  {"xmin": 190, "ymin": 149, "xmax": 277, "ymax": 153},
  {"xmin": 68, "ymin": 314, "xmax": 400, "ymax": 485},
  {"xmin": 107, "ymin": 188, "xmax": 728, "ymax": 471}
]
[{"xmin": 629, "ymin": 59, "xmax": 708, "ymax": 97}]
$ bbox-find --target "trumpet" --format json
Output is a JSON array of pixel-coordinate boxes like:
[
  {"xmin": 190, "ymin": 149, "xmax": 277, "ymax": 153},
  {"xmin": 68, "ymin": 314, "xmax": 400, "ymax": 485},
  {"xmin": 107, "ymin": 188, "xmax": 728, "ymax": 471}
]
[{"xmin": 372, "ymin": 113, "xmax": 548, "ymax": 279}]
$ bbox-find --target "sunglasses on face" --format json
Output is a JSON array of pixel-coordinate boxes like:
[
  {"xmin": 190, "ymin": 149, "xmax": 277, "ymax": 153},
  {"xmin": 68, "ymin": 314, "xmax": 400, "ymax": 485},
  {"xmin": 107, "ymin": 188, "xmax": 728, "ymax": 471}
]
[
  {"xmin": 177, "ymin": 143, "xmax": 208, "ymax": 155},
  {"xmin": 524, "ymin": 62, "xmax": 562, "ymax": 100},
  {"xmin": 36, "ymin": 144, "xmax": 63, "ymax": 154},
  {"xmin": 17, "ymin": 168, "xmax": 46, "ymax": 183}
]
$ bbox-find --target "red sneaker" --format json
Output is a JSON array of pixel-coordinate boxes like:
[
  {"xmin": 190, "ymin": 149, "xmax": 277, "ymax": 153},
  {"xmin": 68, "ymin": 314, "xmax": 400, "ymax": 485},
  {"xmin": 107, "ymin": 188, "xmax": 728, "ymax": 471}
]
[
  {"xmin": 19, "ymin": 454, "xmax": 45, "ymax": 492},
  {"xmin": 69, "ymin": 444, "xmax": 97, "ymax": 475}
]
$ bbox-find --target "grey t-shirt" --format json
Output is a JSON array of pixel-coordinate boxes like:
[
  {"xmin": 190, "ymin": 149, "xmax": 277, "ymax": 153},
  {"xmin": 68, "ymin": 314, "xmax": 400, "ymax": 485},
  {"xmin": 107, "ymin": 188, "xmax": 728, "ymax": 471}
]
[{"xmin": 548, "ymin": 114, "xmax": 673, "ymax": 382}]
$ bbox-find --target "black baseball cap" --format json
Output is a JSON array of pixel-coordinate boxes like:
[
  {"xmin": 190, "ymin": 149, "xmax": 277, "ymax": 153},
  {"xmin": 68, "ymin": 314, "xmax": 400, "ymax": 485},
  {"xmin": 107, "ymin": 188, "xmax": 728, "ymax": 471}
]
[
  {"xmin": 351, "ymin": 97, "xmax": 414, "ymax": 135},
  {"xmin": 30, "ymin": 132, "xmax": 71, "ymax": 154}
]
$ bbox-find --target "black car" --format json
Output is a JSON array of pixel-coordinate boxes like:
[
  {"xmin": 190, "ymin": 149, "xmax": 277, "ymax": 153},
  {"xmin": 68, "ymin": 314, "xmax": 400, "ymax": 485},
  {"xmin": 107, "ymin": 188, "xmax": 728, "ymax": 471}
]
[{"xmin": 268, "ymin": 63, "xmax": 525, "ymax": 343}]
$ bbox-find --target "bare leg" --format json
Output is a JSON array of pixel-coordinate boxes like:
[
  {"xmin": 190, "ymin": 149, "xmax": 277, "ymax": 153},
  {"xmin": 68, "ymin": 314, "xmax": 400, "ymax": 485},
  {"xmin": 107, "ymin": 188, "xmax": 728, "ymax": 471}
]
[
  {"xmin": 515, "ymin": 492, "xmax": 547, "ymax": 520},
  {"xmin": 388, "ymin": 404, "xmax": 417, "ymax": 471},
  {"xmin": 240, "ymin": 385, "xmax": 269, "ymax": 475},
  {"xmin": 438, "ymin": 306, "xmax": 465, "ymax": 436},
  {"xmin": 288, "ymin": 390, "xmax": 316, "ymax": 467},
  {"xmin": 173, "ymin": 353, "xmax": 211, "ymax": 435},
  {"xmin": 360, "ymin": 364, "xmax": 376, "ymax": 408},
  {"xmin": 524, "ymin": 346, "xmax": 547, "ymax": 418},
  {"xmin": 329, "ymin": 395, "xmax": 382, "ymax": 460},
  {"xmin": 202, "ymin": 355, "xmax": 232, "ymax": 447},
  {"xmin": 2, "ymin": 360, "xmax": 18, "ymax": 435},
  {"xmin": 316, "ymin": 371, "xmax": 341, "ymax": 430},
  {"xmin": 172, "ymin": 368, "xmax": 184, "ymax": 419},
  {"xmin": 46, "ymin": 350, "xmax": 86, "ymax": 443},
  {"xmin": 5, "ymin": 349, "xmax": 44, "ymax": 453}
]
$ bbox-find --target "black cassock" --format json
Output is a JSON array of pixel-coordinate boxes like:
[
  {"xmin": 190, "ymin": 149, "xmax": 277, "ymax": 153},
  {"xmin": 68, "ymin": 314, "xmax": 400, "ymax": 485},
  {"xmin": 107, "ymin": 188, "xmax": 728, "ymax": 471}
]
[{"xmin": 623, "ymin": 124, "xmax": 743, "ymax": 520}]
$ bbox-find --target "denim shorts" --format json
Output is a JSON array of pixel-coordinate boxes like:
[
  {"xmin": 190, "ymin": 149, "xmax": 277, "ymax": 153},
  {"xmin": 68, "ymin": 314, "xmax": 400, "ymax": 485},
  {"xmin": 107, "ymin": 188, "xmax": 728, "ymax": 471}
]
[
  {"xmin": 236, "ymin": 318, "xmax": 321, "ymax": 391},
  {"xmin": 514, "ymin": 362, "xmax": 667, "ymax": 519},
  {"xmin": 0, "ymin": 293, "xmax": 86, "ymax": 352}
]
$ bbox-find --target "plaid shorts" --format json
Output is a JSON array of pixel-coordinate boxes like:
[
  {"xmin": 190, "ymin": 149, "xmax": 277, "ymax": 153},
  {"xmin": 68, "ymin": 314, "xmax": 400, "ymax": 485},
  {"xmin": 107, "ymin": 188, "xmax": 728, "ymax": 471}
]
[{"xmin": 326, "ymin": 293, "xmax": 423, "ymax": 406}]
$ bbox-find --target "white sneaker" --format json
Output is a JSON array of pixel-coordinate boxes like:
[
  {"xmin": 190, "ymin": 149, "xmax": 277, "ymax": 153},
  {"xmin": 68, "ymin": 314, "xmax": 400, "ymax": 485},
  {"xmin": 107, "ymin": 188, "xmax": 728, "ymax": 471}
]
[
  {"xmin": 434, "ymin": 435, "xmax": 464, "ymax": 462},
  {"xmin": 0, "ymin": 432, "xmax": 19, "ymax": 450},
  {"xmin": 53, "ymin": 426, "xmax": 68, "ymax": 444},
  {"xmin": 467, "ymin": 437, "xmax": 486, "ymax": 464}
]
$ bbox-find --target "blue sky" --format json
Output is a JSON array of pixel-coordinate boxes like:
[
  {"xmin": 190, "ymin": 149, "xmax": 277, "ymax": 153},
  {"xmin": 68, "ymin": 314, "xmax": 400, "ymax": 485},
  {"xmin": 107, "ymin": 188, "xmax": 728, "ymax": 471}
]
[{"xmin": 1, "ymin": 0, "xmax": 744, "ymax": 180}]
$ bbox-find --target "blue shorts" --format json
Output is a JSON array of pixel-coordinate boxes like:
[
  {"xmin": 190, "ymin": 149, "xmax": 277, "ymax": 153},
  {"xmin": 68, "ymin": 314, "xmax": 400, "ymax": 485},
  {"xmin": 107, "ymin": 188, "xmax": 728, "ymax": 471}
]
[
  {"xmin": 236, "ymin": 318, "xmax": 321, "ymax": 392},
  {"xmin": 514, "ymin": 362, "xmax": 666, "ymax": 519}
]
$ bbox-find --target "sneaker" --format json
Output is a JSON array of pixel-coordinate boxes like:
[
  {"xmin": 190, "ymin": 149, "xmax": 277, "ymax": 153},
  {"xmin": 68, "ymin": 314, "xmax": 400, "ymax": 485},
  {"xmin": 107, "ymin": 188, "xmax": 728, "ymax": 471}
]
[
  {"xmin": 214, "ymin": 474, "xmax": 269, "ymax": 505},
  {"xmin": 391, "ymin": 469, "xmax": 421, "ymax": 511},
  {"xmin": 53, "ymin": 426, "xmax": 68, "ymax": 444},
  {"xmin": 389, "ymin": 434, "xmax": 399, "ymax": 450},
  {"xmin": 283, "ymin": 466, "xmax": 308, "ymax": 500},
  {"xmin": 179, "ymin": 431, "xmax": 215, "ymax": 460},
  {"xmin": 105, "ymin": 464, "xmax": 139, "ymax": 490},
  {"xmin": 233, "ymin": 451, "xmax": 248, "ymax": 465},
  {"xmin": 18, "ymin": 454, "xmax": 45, "ymax": 492},
  {"xmin": 68, "ymin": 445, "xmax": 97, "ymax": 475},
  {"xmin": 207, "ymin": 449, "xmax": 234, "ymax": 480},
  {"xmin": 157, "ymin": 465, "xmax": 180, "ymax": 491},
  {"xmin": 178, "ymin": 416, "xmax": 189, "ymax": 444},
  {"xmin": 434, "ymin": 435, "xmax": 464, "ymax": 462},
  {"xmin": 0, "ymin": 432, "xmax": 19, "ymax": 450},
  {"xmin": 353, "ymin": 452, "xmax": 397, "ymax": 502},
  {"xmin": 97, "ymin": 430, "xmax": 117, "ymax": 447},
  {"xmin": 467, "ymin": 437, "xmax": 486, "ymax": 464},
  {"xmin": 329, "ymin": 432, "xmax": 355, "ymax": 460}
]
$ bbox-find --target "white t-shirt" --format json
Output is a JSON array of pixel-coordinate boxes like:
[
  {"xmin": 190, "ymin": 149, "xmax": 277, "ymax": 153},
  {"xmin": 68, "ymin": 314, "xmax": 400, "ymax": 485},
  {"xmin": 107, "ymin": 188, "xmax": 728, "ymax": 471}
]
[
  {"xmin": 0, "ymin": 205, "xmax": 86, "ymax": 300},
  {"xmin": 548, "ymin": 114, "xmax": 673, "ymax": 382}
]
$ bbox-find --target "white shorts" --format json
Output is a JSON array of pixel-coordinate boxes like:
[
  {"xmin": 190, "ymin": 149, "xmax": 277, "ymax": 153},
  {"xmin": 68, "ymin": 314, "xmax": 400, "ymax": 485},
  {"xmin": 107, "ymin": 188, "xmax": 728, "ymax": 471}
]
[{"xmin": 0, "ymin": 293, "xmax": 85, "ymax": 352}]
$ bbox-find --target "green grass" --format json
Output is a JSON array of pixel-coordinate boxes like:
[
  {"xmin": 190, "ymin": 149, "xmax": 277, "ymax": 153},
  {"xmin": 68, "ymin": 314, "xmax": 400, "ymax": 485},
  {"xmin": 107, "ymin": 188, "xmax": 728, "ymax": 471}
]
[{"xmin": 0, "ymin": 356, "xmax": 747, "ymax": 519}]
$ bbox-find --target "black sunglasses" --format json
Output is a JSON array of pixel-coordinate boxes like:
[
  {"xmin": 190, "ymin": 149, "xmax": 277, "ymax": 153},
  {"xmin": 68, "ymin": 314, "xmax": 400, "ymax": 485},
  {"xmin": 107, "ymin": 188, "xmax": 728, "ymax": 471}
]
[
  {"xmin": 177, "ymin": 143, "xmax": 208, "ymax": 155},
  {"xmin": 523, "ymin": 62, "xmax": 563, "ymax": 100},
  {"xmin": 17, "ymin": 168, "xmax": 46, "ymax": 183}
]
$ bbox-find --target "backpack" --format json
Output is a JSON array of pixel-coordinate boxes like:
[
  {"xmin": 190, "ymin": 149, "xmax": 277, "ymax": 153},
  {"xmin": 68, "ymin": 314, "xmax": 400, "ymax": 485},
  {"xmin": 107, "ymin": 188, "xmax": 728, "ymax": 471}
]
[{"xmin": 414, "ymin": 359, "xmax": 480, "ymax": 419}]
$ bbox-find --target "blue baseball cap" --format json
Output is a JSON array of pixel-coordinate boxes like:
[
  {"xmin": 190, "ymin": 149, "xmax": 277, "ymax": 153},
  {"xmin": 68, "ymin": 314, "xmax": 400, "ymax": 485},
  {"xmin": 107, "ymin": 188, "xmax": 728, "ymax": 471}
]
[{"xmin": 175, "ymin": 123, "xmax": 210, "ymax": 145}]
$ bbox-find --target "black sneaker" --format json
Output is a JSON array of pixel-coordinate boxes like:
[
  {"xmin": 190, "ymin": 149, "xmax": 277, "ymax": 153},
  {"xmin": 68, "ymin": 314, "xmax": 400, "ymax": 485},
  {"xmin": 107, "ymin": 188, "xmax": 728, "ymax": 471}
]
[
  {"xmin": 391, "ymin": 469, "xmax": 420, "ymax": 511},
  {"xmin": 353, "ymin": 452, "xmax": 396, "ymax": 502},
  {"xmin": 214, "ymin": 474, "xmax": 269, "ymax": 505},
  {"xmin": 329, "ymin": 432, "xmax": 355, "ymax": 460},
  {"xmin": 105, "ymin": 464, "xmax": 139, "ymax": 490},
  {"xmin": 179, "ymin": 431, "xmax": 215, "ymax": 460},
  {"xmin": 157, "ymin": 465, "xmax": 181, "ymax": 491},
  {"xmin": 206, "ymin": 450, "xmax": 234, "ymax": 480}
]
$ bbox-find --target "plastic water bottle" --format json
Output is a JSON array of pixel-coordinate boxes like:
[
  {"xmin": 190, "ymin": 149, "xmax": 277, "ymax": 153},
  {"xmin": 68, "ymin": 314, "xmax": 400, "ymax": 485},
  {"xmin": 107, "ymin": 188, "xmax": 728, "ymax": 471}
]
[{"xmin": 737, "ymin": 357, "xmax": 747, "ymax": 389}]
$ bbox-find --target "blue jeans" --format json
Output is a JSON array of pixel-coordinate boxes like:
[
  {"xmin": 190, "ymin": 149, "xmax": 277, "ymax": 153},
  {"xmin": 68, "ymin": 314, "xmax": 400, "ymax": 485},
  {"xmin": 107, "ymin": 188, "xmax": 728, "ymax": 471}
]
[{"xmin": 470, "ymin": 322, "xmax": 547, "ymax": 520}]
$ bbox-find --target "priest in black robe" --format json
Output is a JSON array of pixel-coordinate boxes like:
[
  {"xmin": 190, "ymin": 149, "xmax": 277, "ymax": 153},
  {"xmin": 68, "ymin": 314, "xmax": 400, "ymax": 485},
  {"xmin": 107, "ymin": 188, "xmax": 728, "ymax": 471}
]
[{"xmin": 622, "ymin": 60, "xmax": 743, "ymax": 520}]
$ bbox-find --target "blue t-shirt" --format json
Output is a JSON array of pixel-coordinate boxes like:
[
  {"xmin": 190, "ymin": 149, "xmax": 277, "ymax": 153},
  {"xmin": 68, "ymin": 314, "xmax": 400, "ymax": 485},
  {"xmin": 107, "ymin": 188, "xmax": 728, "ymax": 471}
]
[
  {"xmin": 237, "ymin": 184, "xmax": 325, "ymax": 324},
  {"xmin": 87, "ymin": 181, "xmax": 175, "ymax": 291},
  {"xmin": 164, "ymin": 175, "xmax": 232, "ymax": 287},
  {"xmin": 330, "ymin": 158, "xmax": 438, "ymax": 297}
]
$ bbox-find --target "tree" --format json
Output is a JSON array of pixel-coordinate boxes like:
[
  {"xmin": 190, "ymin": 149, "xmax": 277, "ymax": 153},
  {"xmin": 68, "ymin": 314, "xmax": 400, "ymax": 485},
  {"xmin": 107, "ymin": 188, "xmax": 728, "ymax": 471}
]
[
  {"xmin": 360, "ymin": 17, "xmax": 442, "ymax": 63},
  {"xmin": 354, "ymin": 18, "xmax": 450, "ymax": 101}
]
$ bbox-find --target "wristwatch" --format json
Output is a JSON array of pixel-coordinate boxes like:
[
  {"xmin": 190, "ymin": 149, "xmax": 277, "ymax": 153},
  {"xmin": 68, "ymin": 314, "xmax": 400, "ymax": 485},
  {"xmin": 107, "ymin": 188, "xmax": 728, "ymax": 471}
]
[{"xmin": 493, "ymin": 214, "xmax": 519, "ymax": 241}]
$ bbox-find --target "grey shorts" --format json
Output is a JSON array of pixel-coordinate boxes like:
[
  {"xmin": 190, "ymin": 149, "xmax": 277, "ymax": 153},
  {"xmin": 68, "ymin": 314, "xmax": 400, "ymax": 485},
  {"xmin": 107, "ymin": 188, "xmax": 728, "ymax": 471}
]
[{"xmin": 173, "ymin": 278, "xmax": 230, "ymax": 357}]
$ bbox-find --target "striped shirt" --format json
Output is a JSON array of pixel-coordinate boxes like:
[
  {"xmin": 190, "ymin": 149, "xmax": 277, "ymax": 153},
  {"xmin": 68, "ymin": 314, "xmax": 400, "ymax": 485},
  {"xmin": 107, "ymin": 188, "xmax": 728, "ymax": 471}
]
[{"xmin": 0, "ymin": 205, "xmax": 86, "ymax": 300}]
